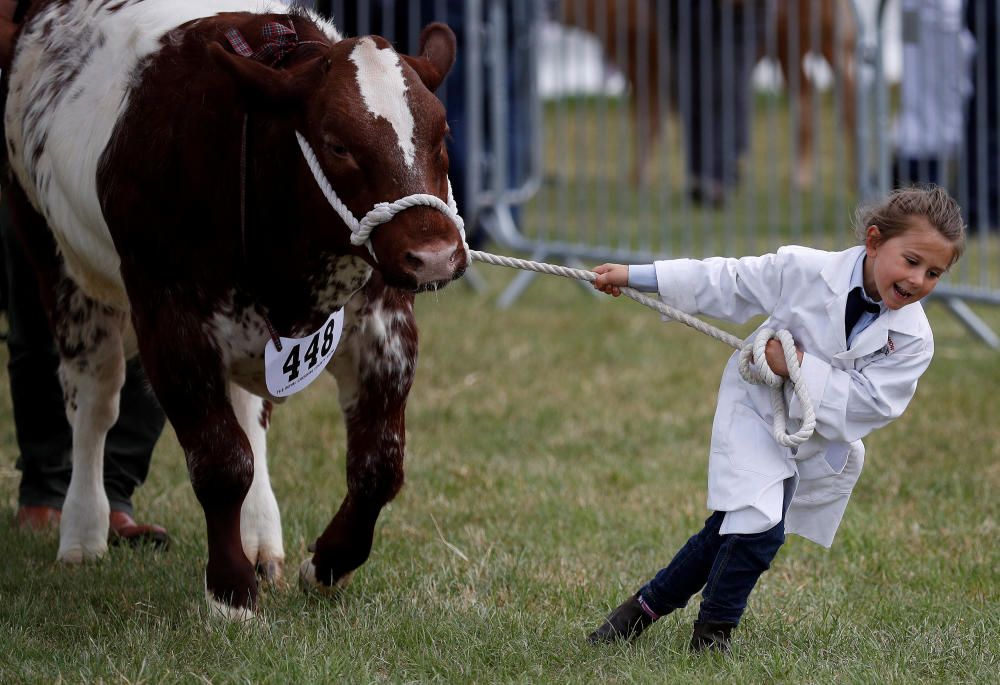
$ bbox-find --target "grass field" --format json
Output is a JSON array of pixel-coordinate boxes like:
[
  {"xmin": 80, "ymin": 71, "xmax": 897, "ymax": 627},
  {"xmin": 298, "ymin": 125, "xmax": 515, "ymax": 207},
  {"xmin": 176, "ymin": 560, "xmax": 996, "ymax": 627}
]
[{"xmin": 0, "ymin": 259, "xmax": 997, "ymax": 683}]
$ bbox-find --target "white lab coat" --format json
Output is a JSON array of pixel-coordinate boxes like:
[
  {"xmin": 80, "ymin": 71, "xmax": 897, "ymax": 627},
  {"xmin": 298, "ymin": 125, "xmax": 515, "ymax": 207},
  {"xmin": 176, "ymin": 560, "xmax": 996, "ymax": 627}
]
[{"xmin": 654, "ymin": 245, "xmax": 934, "ymax": 547}]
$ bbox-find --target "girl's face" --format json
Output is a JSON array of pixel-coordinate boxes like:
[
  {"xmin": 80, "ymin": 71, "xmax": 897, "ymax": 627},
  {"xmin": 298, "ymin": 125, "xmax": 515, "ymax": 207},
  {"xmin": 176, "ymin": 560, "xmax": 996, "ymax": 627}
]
[{"xmin": 863, "ymin": 217, "xmax": 955, "ymax": 310}]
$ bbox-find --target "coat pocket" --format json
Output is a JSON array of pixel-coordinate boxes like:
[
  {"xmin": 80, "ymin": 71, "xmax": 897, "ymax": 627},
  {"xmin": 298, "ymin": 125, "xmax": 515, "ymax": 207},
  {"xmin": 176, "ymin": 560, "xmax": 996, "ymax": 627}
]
[{"xmin": 717, "ymin": 403, "xmax": 790, "ymax": 477}]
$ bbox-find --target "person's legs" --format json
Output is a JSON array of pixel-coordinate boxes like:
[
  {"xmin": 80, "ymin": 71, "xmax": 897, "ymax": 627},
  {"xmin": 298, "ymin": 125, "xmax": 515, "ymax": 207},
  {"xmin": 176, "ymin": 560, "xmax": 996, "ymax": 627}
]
[
  {"xmin": 689, "ymin": 517, "xmax": 786, "ymax": 652},
  {"xmin": 588, "ymin": 511, "xmax": 727, "ymax": 643},
  {"xmin": 3, "ymin": 196, "xmax": 167, "ymax": 543},
  {"xmin": 1, "ymin": 197, "xmax": 73, "ymax": 517},
  {"xmin": 639, "ymin": 510, "xmax": 728, "ymax": 614},
  {"xmin": 103, "ymin": 356, "xmax": 166, "ymax": 516}
]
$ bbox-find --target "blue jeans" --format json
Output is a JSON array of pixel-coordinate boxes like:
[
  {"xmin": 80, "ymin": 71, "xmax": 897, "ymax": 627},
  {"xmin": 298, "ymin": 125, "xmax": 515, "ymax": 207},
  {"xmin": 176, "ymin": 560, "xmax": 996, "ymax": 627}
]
[{"xmin": 640, "ymin": 510, "xmax": 785, "ymax": 625}]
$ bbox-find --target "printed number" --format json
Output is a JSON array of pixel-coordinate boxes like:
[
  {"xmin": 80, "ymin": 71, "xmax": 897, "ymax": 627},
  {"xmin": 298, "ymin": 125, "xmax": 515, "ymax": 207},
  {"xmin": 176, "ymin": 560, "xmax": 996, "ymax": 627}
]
[
  {"xmin": 282, "ymin": 344, "xmax": 301, "ymax": 381},
  {"xmin": 321, "ymin": 319, "xmax": 335, "ymax": 355},
  {"xmin": 304, "ymin": 333, "xmax": 320, "ymax": 369}
]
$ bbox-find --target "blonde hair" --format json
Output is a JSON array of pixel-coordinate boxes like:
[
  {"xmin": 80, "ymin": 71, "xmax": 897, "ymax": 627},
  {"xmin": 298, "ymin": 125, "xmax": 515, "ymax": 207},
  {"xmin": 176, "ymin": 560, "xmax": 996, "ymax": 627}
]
[{"xmin": 853, "ymin": 186, "xmax": 966, "ymax": 265}]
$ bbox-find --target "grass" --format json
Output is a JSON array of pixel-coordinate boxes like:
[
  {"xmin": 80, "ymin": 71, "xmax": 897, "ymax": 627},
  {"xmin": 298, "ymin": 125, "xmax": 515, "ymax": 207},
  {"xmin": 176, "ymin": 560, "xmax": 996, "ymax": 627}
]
[{"xmin": 0, "ymin": 260, "xmax": 998, "ymax": 683}]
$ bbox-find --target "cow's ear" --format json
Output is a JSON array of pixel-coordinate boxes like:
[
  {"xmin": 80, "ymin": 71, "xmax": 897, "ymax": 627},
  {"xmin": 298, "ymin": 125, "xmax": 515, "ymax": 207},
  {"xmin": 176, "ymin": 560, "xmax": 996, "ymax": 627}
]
[
  {"xmin": 208, "ymin": 41, "xmax": 326, "ymax": 103},
  {"xmin": 401, "ymin": 22, "xmax": 455, "ymax": 93}
]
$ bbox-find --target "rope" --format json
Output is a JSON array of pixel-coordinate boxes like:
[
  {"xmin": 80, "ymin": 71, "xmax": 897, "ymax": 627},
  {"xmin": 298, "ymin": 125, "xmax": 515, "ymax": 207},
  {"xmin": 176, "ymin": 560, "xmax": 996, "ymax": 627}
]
[
  {"xmin": 295, "ymin": 132, "xmax": 467, "ymax": 259},
  {"xmin": 469, "ymin": 250, "xmax": 816, "ymax": 448}
]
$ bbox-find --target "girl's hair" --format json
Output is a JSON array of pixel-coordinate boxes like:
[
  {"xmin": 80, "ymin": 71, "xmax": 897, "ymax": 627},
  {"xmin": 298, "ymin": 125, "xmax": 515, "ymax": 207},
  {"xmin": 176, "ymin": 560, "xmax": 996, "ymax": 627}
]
[{"xmin": 853, "ymin": 186, "xmax": 966, "ymax": 265}]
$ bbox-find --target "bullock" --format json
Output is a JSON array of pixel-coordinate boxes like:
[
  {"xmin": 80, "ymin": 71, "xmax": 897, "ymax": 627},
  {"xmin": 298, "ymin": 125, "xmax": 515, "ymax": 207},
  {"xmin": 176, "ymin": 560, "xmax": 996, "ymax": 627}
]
[{"xmin": 2, "ymin": 0, "xmax": 467, "ymax": 619}]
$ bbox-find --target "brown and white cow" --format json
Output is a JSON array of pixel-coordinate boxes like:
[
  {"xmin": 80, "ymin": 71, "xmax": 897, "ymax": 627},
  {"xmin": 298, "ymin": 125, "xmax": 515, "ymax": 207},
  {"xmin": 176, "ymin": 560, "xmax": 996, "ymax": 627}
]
[{"xmin": 2, "ymin": 0, "xmax": 467, "ymax": 619}]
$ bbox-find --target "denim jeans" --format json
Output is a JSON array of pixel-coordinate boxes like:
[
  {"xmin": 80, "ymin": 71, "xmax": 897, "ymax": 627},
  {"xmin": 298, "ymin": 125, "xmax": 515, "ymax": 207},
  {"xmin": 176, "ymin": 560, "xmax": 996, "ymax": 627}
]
[{"xmin": 639, "ymin": 510, "xmax": 786, "ymax": 625}]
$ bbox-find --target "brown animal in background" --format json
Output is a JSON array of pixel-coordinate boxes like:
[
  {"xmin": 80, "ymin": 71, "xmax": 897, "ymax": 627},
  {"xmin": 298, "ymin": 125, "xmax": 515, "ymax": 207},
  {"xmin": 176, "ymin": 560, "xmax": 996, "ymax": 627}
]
[{"xmin": 559, "ymin": 0, "xmax": 857, "ymax": 188}]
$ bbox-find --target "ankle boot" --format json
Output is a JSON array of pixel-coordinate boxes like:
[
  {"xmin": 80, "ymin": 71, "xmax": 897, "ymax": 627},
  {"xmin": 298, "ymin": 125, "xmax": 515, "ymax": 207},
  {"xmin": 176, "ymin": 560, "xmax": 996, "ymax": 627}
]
[
  {"xmin": 587, "ymin": 592, "xmax": 657, "ymax": 644},
  {"xmin": 689, "ymin": 620, "xmax": 737, "ymax": 653}
]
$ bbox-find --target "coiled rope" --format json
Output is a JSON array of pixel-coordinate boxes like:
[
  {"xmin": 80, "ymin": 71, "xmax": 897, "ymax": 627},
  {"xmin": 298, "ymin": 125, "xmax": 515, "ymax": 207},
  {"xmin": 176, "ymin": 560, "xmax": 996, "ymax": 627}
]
[{"xmin": 469, "ymin": 250, "xmax": 816, "ymax": 448}]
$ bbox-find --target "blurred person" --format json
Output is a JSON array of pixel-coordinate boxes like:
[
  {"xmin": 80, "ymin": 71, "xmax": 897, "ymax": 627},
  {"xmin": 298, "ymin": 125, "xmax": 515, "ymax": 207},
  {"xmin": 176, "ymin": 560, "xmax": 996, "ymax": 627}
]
[
  {"xmin": 963, "ymin": 0, "xmax": 999, "ymax": 232},
  {"xmin": 677, "ymin": 0, "xmax": 767, "ymax": 207},
  {"xmin": 892, "ymin": 0, "xmax": 973, "ymax": 188},
  {"xmin": 587, "ymin": 186, "xmax": 965, "ymax": 652}
]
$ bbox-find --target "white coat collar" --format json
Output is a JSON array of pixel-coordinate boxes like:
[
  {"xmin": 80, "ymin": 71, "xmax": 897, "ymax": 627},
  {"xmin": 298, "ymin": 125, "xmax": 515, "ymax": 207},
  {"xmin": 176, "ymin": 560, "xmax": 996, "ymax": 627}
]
[{"xmin": 821, "ymin": 246, "xmax": 929, "ymax": 360}]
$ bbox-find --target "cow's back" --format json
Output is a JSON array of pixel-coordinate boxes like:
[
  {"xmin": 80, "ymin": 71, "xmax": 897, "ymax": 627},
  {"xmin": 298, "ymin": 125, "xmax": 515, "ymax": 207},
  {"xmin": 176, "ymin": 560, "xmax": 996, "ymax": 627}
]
[{"xmin": 3, "ymin": 0, "xmax": 291, "ymax": 306}]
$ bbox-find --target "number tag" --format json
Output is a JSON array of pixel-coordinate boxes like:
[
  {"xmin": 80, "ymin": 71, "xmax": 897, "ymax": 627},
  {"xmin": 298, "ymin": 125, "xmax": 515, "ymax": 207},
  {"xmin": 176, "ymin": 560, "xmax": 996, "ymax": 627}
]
[{"xmin": 264, "ymin": 309, "xmax": 345, "ymax": 398}]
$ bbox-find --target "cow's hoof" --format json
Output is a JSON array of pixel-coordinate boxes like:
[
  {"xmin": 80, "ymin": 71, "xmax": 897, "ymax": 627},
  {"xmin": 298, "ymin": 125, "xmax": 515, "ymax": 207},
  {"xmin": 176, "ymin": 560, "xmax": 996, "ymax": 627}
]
[
  {"xmin": 203, "ymin": 577, "xmax": 256, "ymax": 622},
  {"xmin": 57, "ymin": 542, "xmax": 107, "ymax": 564},
  {"xmin": 256, "ymin": 556, "xmax": 285, "ymax": 588},
  {"xmin": 298, "ymin": 558, "xmax": 353, "ymax": 597}
]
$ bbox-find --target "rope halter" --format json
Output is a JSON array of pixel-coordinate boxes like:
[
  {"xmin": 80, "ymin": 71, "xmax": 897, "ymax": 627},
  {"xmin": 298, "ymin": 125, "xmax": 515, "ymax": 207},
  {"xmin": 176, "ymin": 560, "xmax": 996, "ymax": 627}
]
[{"xmin": 295, "ymin": 132, "xmax": 467, "ymax": 261}]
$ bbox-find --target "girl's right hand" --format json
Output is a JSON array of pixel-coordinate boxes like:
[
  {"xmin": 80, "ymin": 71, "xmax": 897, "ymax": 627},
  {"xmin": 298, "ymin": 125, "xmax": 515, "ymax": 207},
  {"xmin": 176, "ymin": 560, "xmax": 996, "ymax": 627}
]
[{"xmin": 592, "ymin": 263, "xmax": 629, "ymax": 297}]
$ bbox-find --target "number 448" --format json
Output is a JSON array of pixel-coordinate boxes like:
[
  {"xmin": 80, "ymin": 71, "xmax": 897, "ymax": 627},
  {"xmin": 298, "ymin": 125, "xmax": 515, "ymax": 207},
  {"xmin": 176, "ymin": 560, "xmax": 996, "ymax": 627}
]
[{"xmin": 282, "ymin": 318, "xmax": 338, "ymax": 381}]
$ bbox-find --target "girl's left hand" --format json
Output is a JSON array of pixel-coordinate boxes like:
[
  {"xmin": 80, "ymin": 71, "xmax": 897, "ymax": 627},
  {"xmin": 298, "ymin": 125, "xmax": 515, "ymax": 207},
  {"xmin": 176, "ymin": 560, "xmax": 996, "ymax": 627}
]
[{"xmin": 763, "ymin": 338, "xmax": 804, "ymax": 378}]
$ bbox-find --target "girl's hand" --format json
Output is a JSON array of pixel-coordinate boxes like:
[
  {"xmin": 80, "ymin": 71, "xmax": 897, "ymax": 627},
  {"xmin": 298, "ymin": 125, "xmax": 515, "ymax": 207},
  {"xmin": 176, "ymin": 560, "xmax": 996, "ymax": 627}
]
[
  {"xmin": 592, "ymin": 263, "xmax": 628, "ymax": 297},
  {"xmin": 763, "ymin": 338, "xmax": 804, "ymax": 378}
]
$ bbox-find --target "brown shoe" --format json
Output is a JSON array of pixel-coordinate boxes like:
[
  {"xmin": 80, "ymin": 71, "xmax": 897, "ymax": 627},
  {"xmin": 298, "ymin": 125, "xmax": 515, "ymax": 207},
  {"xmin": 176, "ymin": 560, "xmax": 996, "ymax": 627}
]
[
  {"xmin": 689, "ymin": 620, "xmax": 736, "ymax": 653},
  {"xmin": 587, "ymin": 592, "xmax": 658, "ymax": 644},
  {"xmin": 16, "ymin": 505, "xmax": 61, "ymax": 531},
  {"xmin": 108, "ymin": 511, "xmax": 170, "ymax": 550}
]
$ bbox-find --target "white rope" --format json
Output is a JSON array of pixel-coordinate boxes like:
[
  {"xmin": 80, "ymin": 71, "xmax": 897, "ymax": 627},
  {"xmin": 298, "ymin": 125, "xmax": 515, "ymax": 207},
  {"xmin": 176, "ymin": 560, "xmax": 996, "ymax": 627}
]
[
  {"xmin": 295, "ymin": 132, "xmax": 467, "ymax": 259},
  {"xmin": 469, "ymin": 250, "xmax": 816, "ymax": 448}
]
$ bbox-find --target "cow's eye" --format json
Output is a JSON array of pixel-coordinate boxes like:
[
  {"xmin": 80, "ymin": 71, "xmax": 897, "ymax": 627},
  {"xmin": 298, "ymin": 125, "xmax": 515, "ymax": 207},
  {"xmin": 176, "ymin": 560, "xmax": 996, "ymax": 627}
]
[{"xmin": 329, "ymin": 143, "xmax": 350, "ymax": 158}]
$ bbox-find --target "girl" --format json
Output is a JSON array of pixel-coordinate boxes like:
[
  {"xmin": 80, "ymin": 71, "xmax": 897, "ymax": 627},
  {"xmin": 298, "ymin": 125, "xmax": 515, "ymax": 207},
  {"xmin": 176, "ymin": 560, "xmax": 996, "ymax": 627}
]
[{"xmin": 587, "ymin": 186, "xmax": 966, "ymax": 652}]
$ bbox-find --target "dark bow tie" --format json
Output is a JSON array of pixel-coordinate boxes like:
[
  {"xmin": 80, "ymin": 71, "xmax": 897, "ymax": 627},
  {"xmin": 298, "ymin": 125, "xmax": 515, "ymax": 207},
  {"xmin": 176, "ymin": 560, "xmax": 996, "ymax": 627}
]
[{"xmin": 845, "ymin": 286, "xmax": 880, "ymax": 340}]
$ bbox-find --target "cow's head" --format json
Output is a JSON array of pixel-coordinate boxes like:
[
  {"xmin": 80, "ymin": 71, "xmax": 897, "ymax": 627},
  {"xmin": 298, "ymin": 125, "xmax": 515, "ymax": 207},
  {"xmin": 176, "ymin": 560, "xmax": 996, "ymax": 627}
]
[{"xmin": 211, "ymin": 20, "xmax": 467, "ymax": 292}]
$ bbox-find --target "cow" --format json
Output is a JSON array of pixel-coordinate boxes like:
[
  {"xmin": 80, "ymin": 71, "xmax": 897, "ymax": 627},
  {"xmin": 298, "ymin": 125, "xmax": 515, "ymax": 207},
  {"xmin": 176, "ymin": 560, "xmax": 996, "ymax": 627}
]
[{"xmin": 2, "ymin": 0, "xmax": 467, "ymax": 620}]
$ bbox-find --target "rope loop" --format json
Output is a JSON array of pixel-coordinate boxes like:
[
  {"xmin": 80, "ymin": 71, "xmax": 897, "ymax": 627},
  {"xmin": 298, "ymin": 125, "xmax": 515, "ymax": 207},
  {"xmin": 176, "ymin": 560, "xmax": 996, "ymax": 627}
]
[
  {"xmin": 295, "ymin": 132, "xmax": 467, "ymax": 259},
  {"xmin": 469, "ymin": 250, "xmax": 816, "ymax": 449}
]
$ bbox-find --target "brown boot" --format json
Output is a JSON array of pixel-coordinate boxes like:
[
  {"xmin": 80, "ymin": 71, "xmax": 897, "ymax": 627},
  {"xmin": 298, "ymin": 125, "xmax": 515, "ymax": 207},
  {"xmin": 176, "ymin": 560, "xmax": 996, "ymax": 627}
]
[
  {"xmin": 16, "ymin": 505, "xmax": 61, "ymax": 531},
  {"xmin": 689, "ymin": 620, "xmax": 736, "ymax": 653},
  {"xmin": 587, "ymin": 592, "xmax": 658, "ymax": 644}
]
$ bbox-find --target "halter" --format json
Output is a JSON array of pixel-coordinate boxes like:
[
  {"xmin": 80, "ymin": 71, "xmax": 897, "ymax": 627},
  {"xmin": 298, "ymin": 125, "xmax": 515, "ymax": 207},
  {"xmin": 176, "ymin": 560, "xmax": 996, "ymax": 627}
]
[{"xmin": 295, "ymin": 132, "xmax": 468, "ymax": 261}]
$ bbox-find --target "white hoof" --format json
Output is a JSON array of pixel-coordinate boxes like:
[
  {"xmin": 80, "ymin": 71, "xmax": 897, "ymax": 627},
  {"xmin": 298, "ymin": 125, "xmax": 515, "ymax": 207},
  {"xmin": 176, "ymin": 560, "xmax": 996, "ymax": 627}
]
[
  {"xmin": 203, "ymin": 577, "xmax": 256, "ymax": 622},
  {"xmin": 56, "ymin": 541, "xmax": 107, "ymax": 564},
  {"xmin": 298, "ymin": 558, "xmax": 353, "ymax": 596}
]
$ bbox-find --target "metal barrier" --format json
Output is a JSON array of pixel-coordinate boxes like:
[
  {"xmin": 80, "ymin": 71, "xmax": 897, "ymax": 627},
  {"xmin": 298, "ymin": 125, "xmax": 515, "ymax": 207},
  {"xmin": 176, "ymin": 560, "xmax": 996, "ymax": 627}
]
[
  {"xmin": 310, "ymin": 0, "xmax": 999, "ymax": 345},
  {"xmin": 472, "ymin": 0, "xmax": 873, "ymax": 304},
  {"xmin": 469, "ymin": 0, "xmax": 998, "ymax": 345}
]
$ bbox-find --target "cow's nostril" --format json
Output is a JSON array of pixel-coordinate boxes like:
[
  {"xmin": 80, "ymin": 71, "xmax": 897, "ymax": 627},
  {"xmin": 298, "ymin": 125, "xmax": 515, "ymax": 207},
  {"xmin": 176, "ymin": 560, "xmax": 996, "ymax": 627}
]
[
  {"xmin": 405, "ymin": 252, "xmax": 424, "ymax": 270},
  {"xmin": 449, "ymin": 248, "xmax": 462, "ymax": 264}
]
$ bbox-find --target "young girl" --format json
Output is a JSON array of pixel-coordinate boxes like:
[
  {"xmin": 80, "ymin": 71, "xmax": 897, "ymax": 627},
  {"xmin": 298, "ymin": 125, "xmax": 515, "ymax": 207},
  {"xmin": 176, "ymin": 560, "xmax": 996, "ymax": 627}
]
[{"xmin": 587, "ymin": 186, "xmax": 966, "ymax": 652}]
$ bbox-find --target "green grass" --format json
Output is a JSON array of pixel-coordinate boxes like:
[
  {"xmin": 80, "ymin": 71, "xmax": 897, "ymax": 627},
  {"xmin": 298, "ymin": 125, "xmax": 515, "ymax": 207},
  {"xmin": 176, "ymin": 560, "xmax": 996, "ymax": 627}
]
[{"xmin": 1, "ymin": 261, "xmax": 998, "ymax": 683}]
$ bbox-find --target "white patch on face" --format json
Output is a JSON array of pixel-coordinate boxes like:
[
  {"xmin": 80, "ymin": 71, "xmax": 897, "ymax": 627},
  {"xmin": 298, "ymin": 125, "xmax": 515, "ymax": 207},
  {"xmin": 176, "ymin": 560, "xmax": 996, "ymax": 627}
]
[{"xmin": 349, "ymin": 38, "xmax": 416, "ymax": 168}]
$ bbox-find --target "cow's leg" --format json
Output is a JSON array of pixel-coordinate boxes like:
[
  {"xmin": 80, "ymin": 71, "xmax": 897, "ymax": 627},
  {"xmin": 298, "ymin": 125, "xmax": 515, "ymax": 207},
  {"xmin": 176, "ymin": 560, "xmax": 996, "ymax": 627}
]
[
  {"xmin": 300, "ymin": 279, "xmax": 416, "ymax": 594},
  {"xmin": 230, "ymin": 384, "xmax": 284, "ymax": 584},
  {"xmin": 130, "ymin": 309, "xmax": 257, "ymax": 619},
  {"xmin": 54, "ymin": 283, "xmax": 128, "ymax": 563}
]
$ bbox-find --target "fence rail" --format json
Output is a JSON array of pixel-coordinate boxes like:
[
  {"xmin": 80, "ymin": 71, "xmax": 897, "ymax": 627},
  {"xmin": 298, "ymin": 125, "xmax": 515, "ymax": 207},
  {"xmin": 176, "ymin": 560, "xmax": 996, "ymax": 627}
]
[{"xmin": 310, "ymin": 0, "xmax": 999, "ymax": 346}]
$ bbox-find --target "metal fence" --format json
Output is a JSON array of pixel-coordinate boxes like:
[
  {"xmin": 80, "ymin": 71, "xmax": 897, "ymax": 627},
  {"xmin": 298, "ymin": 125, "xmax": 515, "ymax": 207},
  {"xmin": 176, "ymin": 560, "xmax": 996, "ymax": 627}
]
[{"xmin": 312, "ymin": 0, "xmax": 999, "ymax": 346}]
